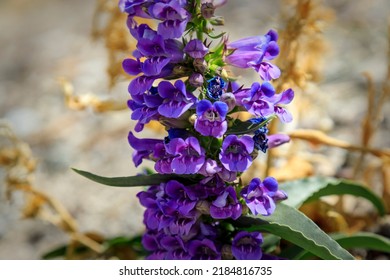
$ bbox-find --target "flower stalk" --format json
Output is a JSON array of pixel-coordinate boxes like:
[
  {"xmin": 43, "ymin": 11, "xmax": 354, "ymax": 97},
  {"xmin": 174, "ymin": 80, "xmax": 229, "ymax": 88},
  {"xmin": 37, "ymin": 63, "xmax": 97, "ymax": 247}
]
[{"xmin": 119, "ymin": 0, "xmax": 294, "ymax": 260}]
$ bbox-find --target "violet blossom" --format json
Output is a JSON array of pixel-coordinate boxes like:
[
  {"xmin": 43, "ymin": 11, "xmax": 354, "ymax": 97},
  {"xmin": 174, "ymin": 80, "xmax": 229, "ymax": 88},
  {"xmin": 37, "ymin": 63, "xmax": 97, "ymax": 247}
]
[
  {"xmin": 194, "ymin": 100, "xmax": 228, "ymax": 137},
  {"xmin": 240, "ymin": 177, "xmax": 287, "ymax": 216},
  {"xmin": 219, "ymin": 135, "xmax": 254, "ymax": 172},
  {"xmin": 118, "ymin": 0, "xmax": 294, "ymax": 260},
  {"xmin": 231, "ymin": 231, "xmax": 263, "ymax": 260}
]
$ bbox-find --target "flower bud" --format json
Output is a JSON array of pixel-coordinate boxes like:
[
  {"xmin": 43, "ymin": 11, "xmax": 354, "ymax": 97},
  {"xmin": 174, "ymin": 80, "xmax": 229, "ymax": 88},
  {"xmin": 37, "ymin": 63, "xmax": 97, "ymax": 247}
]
[
  {"xmin": 189, "ymin": 72, "xmax": 204, "ymax": 87},
  {"xmin": 193, "ymin": 58, "xmax": 208, "ymax": 73},
  {"xmin": 201, "ymin": 2, "xmax": 215, "ymax": 19},
  {"xmin": 210, "ymin": 16, "xmax": 225, "ymax": 26},
  {"xmin": 220, "ymin": 92, "xmax": 236, "ymax": 112}
]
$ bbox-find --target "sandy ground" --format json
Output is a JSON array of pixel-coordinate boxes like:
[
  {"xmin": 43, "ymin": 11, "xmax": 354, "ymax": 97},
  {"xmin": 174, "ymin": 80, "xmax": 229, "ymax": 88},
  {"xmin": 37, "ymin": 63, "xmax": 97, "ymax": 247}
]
[{"xmin": 0, "ymin": 0, "xmax": 389, "ymax": 259}]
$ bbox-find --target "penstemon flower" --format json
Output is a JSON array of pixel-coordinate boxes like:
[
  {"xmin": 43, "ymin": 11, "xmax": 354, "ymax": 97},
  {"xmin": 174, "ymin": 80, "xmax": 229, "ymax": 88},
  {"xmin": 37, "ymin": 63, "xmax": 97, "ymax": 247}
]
[{"xmin": 120, "ymin": 0, "xmax": 294, "ymax": 260}]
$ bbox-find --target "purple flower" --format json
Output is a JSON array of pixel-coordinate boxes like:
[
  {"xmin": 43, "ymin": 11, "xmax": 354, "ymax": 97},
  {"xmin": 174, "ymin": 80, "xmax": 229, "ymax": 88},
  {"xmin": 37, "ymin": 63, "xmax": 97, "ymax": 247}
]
[
  {"xmin": 127, "ymin": 99, "xmax": 160, "ymax": 132},
  {"xmin": 128, "ymin": 132, "xmax": 163, "ymax": 166},
  {"xmin": 194, "ymin": 100, "xmax": 228, "ymax": 137},
  {"xmin": 184, "ymin": 39, "xmax": 209, "ymax": 58},
  {"xmin": 150, "ymin": 1, "xmax": 189, "ymax": 21},
  {"xmin": 119, "ymin": 0, "xmax": 150, "ymax": 17},
  {"xmin": 219, "ymin": 135, "xmax": 254, "ymax": 172},
  {"xmin": 241, "ymin": 82, "xmax": 275, "ymax": 117},
  {"xmin": 137, "ymin": 33, "xmax": 167, "ymax": 57},
  {"xmin": 137, "ymin": 184, "xmax": 162, "ymax": 209},
  {"xmin": 168, "ymin": 211, "xmax": 200, "ymax": 237},
  {"xmin": 161, "ymin": 235, "xmax": 191, "ymax": 260},
  {"xmin": 158, "ymin": 80, "xmax": 196, "ymax": 118},
  {"xmin": 128, "ymin": 76, "xmax": 155, "ymax": 99},
  {"xmin": 198, "ymin": 159, "xmax": 221, "ymax": 177},
  {"xmin": 185, "ymin": 175, "xmax": 226, "ymax": 200},
  {"xmin": 256, "ymin": 61, "xmax": 281, "ymax": 81},
  {"xmin": 210, "ymin": 186, "xmax": 242, "ymax": 220},
  {"xmin": 226, "ymin": 30, "xmax": 280, "ymax": 80},
  {"xmin": 268, "ymin": 88, "xmax": 294, "ymax": 123},
  {"xmin": 142, "ymin": 231, "xmax": 168, "ymax": 260},
  {"xmin": 151, "ymin": 1, "xmax": 190, "ymax": 39},
  {"xmin": 231, "ymin": 231, "xmax": 263, "ymax": 260},
  {"xmin": 188, "ymin": 239, "xmax": 221, "ymax": 260},
  {"xmin": 268, "ymin": 133, "xmax": 290, "ymax": 149},
  {"xmin": 165, "ymin": 180, "xmax": 197, "ymax": 216},
  {"xmin": 123, "ymin": 56, "xmax": 172, "ymax": 78},
  {"xmin": 165, "ymin": 137, "xmax": 205, "ymax": 174},
  {"xmin": 154, "ymin": 143, "xmax": 174, "ymax": 174},
  {"xmin": 240, "ymin": 177, "xmax": 287, "ymax": 216},
  {"xmin": 217, "ymin": 166, "xmax": 237, "ymax": 182},
  {"xmin": 158, "ymin": 19, "xmax": 189, "ymax": 39}
]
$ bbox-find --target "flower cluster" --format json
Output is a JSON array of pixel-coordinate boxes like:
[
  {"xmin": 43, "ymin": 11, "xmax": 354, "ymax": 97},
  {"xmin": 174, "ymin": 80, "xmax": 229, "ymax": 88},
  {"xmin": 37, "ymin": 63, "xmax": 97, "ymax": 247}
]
[{"xmin": 120, "ymin": 0, "xmax": 293, "ymax": 260}]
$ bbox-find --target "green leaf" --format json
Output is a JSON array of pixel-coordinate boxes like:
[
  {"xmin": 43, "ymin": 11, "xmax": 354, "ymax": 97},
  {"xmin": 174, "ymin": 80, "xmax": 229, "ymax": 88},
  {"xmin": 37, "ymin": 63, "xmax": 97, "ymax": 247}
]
[
  {"xmin": 72, "ymin": 168, "xmax": 199, "ymax": 187},
  {"xmin": 226, "ymin": 117, "xmax": 274, "ymax": 135},
  {"xmin": 236, "ymin": 203, "xmax": 354, "ymax": 260},
  {"xmin": 262, "ymin": 234, "xmax": 281, "ymax": 253},
  {"xmin": 284, "ymin": 232, "xmax": 390, "ymax": 260},
  {"xmin": 332, "ymin": 232, "xmax": 390, "ymax": 253},
  {"xmin": 280, "ymin": 177, "xmax": 386, "ymax": 215},
  {"xmin": 207, "ymin": 32, "xmax": 226, "ymax": 39},
  {"xmin": 42, "ymin": 245, "xmax": 67, "ymax": 260}
]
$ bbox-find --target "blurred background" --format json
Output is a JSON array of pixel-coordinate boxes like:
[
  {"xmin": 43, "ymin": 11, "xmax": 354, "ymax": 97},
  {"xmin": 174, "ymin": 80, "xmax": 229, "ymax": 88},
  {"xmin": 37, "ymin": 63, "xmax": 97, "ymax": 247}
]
[{"xmin": 0, "ymin": 0, "xmax": 389, "ymax": 259}]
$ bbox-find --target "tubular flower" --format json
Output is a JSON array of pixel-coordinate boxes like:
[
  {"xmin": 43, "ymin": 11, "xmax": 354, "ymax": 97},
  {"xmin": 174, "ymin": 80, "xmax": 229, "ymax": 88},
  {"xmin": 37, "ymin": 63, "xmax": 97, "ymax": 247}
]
[
  {"xmin": 240, "ymin": 177, "xmax": 287, "ymax": 216},
  {"xmin": 119, "ymin": 0, "xmax": 294, "ymax": 260},
  {"xmin": 194, "ymin": 100, "xmax": 228, "ymax": 137},
  {"xmin": 225, "ymin": 30, "xmax": 280, "ymax": 81},
  {"xmin": 232, "ymin": 231, "xmax": 263, "ymax": 260},
  {"xmin": 219, "ymin": 135, "xmax": 254, "ymax": 172}
]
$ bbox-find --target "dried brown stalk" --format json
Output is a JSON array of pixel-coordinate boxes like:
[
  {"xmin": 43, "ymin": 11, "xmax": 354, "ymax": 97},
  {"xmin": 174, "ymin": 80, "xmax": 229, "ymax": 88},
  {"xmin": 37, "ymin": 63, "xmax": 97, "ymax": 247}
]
[
  {"xmin": 265, "ymin": 0, "xmax": 334, "ymax": 177},
  {"xmin": 0, "ymin": 121, "xmax": 104, "ymax": 256},
  {"xmin": 288, "ymin": 129, "xmax": 390, "ymax": 158},
  {"xmin": 60, "ymin": 78, "xmax": 127, "ymax": 112}
]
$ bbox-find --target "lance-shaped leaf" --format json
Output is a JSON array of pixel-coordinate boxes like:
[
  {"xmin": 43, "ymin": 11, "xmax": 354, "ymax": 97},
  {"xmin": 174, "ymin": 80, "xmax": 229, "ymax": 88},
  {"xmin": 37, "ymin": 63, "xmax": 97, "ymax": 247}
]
[
  {"xmin": 280, "ymin": 177, "xmax": 386, "ymax": 215},
  {"xmin": 282, "ymin": 232, "xmax": 390, "ymax": 260},
  {"xmin": 226, "ymin": 117, "xmax": 273, "ymax": 135},
  {"xmin": 72, "ymin": 168, "xmax": 199, "ymax": 187},
  {"xmin": 235, "ymin": 203, "xmax": 354, "ymax": 260}
]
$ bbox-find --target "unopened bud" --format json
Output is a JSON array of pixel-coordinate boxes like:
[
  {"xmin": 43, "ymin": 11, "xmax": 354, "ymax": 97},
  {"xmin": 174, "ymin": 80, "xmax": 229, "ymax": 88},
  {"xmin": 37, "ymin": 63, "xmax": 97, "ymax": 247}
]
[
  {"xmin": 193, "ymin": 58, "xmax": 208, "ymax": 73},
  {"xmin": 201, "ymin": 2, "xmax": 215, "ymax": 19},
  {"xmin": 220, "ymin": 92, "xmax": 236, "ymax": 112},
  {"xmin": 189, "ymin": 72, "xmax": 204, "ymax": 87},
  {"xmin": 210, "ymin": 16, "xmax": 225, "ymax": 26}
]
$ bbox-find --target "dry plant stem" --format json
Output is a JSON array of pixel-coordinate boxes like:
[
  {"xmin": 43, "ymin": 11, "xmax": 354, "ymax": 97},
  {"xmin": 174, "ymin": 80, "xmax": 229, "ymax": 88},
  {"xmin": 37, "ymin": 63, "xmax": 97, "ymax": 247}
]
[
  {"xmin": 382, "ymin": 158, "xmax": 390, "ymax": 211},
  {"xmin": 353, "ymin": 21, "xmax": 390, "ymax": 179},
  {"xmin": 288, "ymin": 129, "xmax": 390, "ymax": 158},
  {"xmin": 59, "ymin": 78, "xmax": 127, "ymax": 112},
  {"xmin": 265, "ymin": 0, "xmax": 309, "ymax": 176},
  {"xmin": 352, "ymin": 73, "xmax": 376, "ymax": 177},
  {"xmin": 266, "ymin": 0, "xmax": 317, "ymax": 176},
  {"xmin": 1, "ymin": 122, "xmax": 105, "ymax": 255}
]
